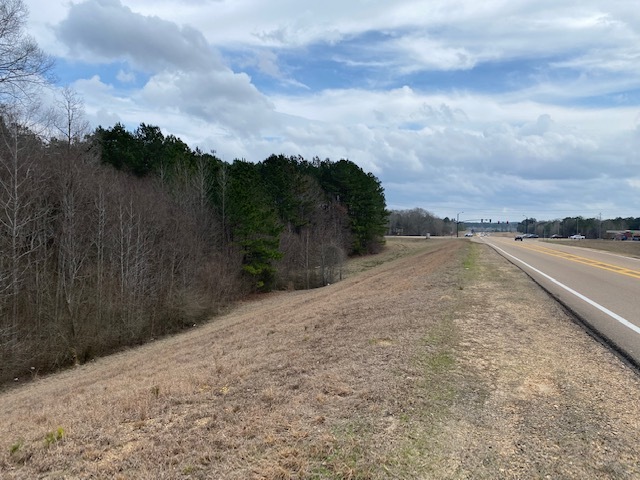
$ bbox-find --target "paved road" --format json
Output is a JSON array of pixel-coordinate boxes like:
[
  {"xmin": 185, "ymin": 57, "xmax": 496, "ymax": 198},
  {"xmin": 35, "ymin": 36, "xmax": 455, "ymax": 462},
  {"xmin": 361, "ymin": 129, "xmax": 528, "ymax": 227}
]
[{"xmin": 480, "ymin": 236, "xmax": 640, "ymax": 366}]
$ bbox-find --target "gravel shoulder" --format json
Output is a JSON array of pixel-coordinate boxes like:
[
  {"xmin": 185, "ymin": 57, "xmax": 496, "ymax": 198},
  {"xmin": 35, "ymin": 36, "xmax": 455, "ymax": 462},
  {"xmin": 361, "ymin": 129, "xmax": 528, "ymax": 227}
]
[{"xmin": 1, "ymin": 237, "xmax": 640, "ymax": 479}]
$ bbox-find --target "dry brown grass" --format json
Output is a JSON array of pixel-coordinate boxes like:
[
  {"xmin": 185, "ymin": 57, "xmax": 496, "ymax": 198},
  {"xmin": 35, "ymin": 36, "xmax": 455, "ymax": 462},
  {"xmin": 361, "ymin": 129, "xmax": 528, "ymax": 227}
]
[{"xmin": 2, "ymin": 237, "xmax": 640, "ymax": 479}]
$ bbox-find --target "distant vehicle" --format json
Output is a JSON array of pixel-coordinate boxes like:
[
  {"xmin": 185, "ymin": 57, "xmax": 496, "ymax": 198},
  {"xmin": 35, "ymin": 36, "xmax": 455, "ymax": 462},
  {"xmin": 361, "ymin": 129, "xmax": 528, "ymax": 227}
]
[
  {"xmin": 515, "ymin": 235, "xmax": 524, "ymax": 241},
  {"xmin": 551, "ymin": 234, "xmax": 563, "ymax": 239},
  {"xmin": 569, "ymin": 234, "xmax": 585, "ymax": 240},
  {"xmin": 525, "ymin": 234, "xmax": 539, "ymax": 238},
  {"xmin": 464, "ymin": 232, "xmax": 473, "ymax": 237}
]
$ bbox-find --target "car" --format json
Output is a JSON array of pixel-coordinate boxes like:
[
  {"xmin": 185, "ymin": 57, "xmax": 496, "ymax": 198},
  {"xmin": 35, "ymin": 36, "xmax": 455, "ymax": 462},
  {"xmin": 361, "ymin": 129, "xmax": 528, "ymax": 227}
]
[
  {"xmin": 569, "ymin": 234, "xmax": 585, "ymax": 240},
  {"xmin": 526, "ymin": 234, "xmax": 539, "ymax": 238},
  {"xmin": 551, "ymin": 234, "xmax": 563, "ymax": 239},
  {"xmin": 515, "ymin": 235, "xmax": 524, "ymax": 241},
  {"xmin": 464, "ymin": 232, "xmax": 473, "ymax": 237}
]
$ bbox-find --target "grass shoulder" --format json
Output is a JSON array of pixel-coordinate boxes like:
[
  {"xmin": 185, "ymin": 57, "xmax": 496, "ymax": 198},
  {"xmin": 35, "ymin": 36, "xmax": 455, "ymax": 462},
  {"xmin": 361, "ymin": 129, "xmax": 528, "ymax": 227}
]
[{"xmin": 345, "ymin": 236, "xmax": 458, "ymax": 277}]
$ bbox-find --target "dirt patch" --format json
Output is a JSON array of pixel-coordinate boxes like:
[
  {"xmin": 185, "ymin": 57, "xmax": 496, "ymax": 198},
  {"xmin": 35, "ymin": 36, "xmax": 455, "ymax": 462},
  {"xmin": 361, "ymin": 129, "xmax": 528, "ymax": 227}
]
[{"xmin": 1, "ymin": 238, "xmax": 640, "ymax": 479}]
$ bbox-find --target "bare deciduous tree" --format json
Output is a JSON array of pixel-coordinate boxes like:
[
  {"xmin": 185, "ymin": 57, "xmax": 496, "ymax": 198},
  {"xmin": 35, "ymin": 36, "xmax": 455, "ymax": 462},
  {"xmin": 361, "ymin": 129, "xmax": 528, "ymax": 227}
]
[
  {"xmin": 53, "ymin": 86, "xmax": 90, "ymax": 152},
  {"xmin": 0, "ymin": 104, "xmax": 50, "ymax": 379},
  {"xmin": 0, "ymin": 0, "xmax": 53, "ymax": 101},
  {"xmin": 53, "ymin": 157, "xmax": 91, "ymax": 349}
]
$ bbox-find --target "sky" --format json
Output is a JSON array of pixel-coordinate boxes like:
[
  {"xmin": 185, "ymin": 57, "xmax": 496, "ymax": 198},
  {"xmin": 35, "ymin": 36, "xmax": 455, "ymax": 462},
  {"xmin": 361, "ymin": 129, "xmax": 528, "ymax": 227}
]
[{"xmin": 25, "ymin": 0, "xmax": 640, "ymax": 222}]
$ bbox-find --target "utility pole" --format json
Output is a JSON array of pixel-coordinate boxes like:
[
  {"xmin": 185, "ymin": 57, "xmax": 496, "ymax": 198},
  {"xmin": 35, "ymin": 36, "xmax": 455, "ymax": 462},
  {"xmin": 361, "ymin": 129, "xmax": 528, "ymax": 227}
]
[
  {"xmin": 456, "ymin": 211, "xmax": 464, "ymax": 237},
  {"xmin": 599, "ymin": 212, "xmax": 602, "ymax": 239}
]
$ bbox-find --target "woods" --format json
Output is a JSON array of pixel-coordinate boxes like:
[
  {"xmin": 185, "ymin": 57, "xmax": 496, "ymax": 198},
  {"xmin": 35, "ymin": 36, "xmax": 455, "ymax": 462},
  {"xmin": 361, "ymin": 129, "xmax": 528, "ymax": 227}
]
[{"xmin": 0, "ymin": 117, "xmax": 388, "ymax": 384}]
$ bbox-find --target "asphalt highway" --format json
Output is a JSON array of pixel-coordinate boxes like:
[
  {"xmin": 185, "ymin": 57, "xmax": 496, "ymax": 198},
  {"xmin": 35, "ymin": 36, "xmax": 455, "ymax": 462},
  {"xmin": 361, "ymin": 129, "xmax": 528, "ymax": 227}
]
[{"xmin": 480, "ymin": 236, "xmax": 640, "ymax": 366}]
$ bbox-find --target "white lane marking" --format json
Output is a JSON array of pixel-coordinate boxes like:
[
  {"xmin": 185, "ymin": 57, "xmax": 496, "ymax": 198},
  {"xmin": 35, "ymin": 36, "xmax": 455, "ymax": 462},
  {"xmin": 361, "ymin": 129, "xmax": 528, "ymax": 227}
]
[{"xmin": 488, "ymin": 242, "xmax": 640, "ymax": 336}]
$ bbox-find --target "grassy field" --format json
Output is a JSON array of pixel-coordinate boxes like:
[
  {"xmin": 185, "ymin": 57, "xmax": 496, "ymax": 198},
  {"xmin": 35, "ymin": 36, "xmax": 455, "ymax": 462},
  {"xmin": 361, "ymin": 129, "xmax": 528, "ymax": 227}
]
[{"xmin": 2, "ymin": 236, "xmax": 640, "ymax": 479}]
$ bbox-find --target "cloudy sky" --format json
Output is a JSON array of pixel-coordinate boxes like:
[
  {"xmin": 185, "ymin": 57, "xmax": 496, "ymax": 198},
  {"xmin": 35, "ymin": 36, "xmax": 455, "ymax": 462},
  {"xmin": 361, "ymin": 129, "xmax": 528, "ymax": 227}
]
[{"xmin": 26, "ymin": 0, "xmax": 640, "ymax": 221}]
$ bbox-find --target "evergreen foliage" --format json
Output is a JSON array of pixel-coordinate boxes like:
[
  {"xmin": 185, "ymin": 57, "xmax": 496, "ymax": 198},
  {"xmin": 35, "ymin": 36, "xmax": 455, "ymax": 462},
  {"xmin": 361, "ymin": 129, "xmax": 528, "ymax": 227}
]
[
  {"xmin": 227, "ymin": 159, "xmax": 283, "ymax": 291},
  {"xmin": 315, "ymin": 159, "xmax": 388, "ymax": 254}
]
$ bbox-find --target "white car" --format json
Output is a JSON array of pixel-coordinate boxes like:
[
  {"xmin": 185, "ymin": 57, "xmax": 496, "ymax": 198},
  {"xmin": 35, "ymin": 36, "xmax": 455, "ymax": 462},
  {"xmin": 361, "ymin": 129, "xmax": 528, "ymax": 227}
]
[{"xmin": 569, "ymin": 234, "xmax": 585, "ymax": 240}]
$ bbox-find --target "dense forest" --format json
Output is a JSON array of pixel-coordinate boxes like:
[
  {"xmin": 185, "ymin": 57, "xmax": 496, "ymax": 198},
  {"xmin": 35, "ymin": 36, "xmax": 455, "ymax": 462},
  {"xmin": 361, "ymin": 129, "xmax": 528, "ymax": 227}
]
[{"xmin": 0, "ymin": 116, "xmax": 387, "ymax": 384}]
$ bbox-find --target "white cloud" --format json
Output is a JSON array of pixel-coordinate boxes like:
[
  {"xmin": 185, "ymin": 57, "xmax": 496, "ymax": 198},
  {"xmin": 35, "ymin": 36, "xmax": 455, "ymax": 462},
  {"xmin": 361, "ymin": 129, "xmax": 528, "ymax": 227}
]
[
  {"xmin": 56, "ymin": 0, "xmax": 224, "ymax": 72},
  {"xmin": 21, "ymin": 0, "xmax": 640, "ymax": 219},
  {"xmin": 116, "ymin": 70, "xmax": 136, "ymax": 84}
]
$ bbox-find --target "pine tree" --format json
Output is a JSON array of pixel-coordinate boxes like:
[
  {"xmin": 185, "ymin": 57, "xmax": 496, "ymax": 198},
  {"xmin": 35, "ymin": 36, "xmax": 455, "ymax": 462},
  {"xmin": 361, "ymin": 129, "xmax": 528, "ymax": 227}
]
[
  {"xmin": 316, "ymin": 159, "xmax": 388, "ymax": 254},
  {"xmin": 226, "ymin": 160, "xmax": 283, "ymax": 291}
]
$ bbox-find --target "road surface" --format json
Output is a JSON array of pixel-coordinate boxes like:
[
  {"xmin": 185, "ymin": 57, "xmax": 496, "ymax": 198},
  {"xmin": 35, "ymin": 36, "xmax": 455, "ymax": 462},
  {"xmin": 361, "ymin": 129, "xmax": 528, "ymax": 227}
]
[{"xmin": 481, "ymin": 236, "xmax": 640, "ymax": 366}]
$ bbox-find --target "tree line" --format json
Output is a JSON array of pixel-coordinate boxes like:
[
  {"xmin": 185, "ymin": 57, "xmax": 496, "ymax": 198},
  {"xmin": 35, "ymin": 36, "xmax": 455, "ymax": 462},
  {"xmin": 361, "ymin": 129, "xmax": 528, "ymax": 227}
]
[
  {"xmin": 388, "ymin": 209, "xmax": 640, "ymax": 239},
  {"xmin": 95, "ymin": 122, "xmax": 388, "ymax": 283},
  {"xmin": 518, "ymin": 216, "xmax": 640, "ymax": 239},
  {"xmin": 387, "ymin": 208, "xmax": 452, "ymax": 236},
  {"xmin": 0, "ymin": 118, "xmax": 387, "ymax": 384}
]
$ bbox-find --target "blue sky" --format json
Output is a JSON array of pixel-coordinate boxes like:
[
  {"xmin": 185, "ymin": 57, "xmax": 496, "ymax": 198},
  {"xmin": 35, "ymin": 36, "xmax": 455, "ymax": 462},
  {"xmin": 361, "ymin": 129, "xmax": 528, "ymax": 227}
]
[{"xmin": 26, "ymin": 0, "xmax": 640, "ymax": 221}]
